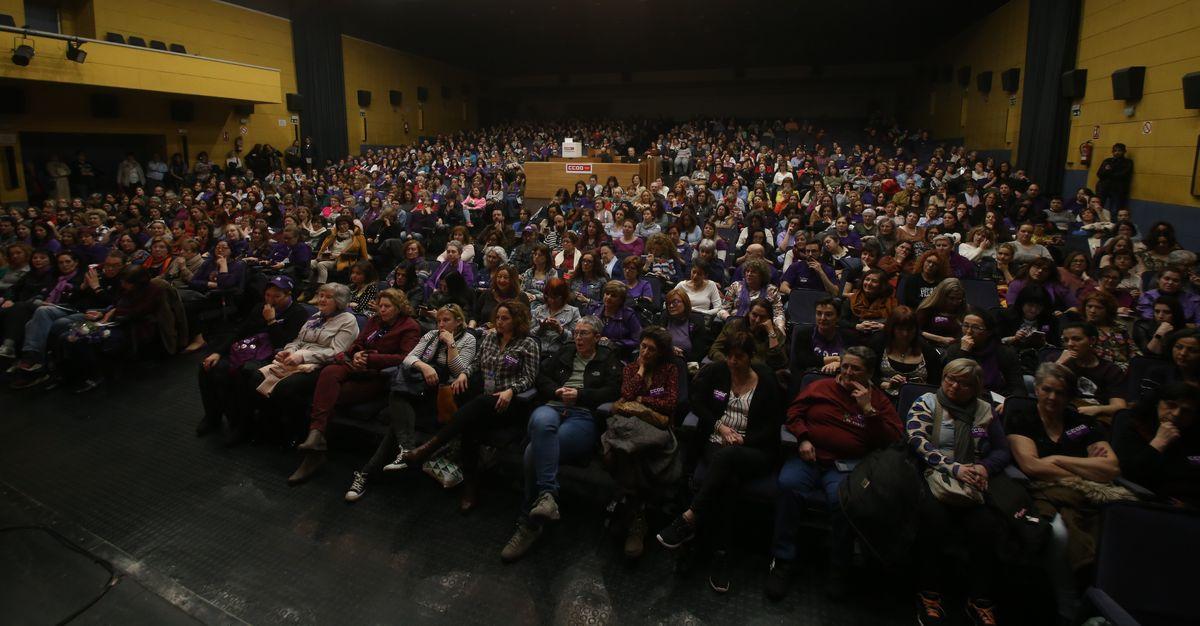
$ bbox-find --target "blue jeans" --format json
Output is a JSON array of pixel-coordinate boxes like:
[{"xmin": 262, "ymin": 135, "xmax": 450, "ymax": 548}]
[
  {"xmin": 23, "ymin": 306, "xmax": 82, "ymax": 361},
  {"xmin": 523, "ymin": 405, "xmax": 597, "ymax": 511},
  {"xmin": 771, "ymin": 456, "xmax": 853, "ymax": 565}
]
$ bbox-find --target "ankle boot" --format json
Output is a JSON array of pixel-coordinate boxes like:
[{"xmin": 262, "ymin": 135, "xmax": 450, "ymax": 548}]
[
  {"xmin": 404, "ymin": 437, "xmax": 440, "ymax": 466},
  {"xmin": 288, "ymin": 451, "xmax": 326, "ymax": 485},
  {"xmin": 624, "ymin": 505, "xmax": 647, "ymax": 559},
  {"xmin": 297, "ymin": 428, "xmax": 327, "ymax": 451}
]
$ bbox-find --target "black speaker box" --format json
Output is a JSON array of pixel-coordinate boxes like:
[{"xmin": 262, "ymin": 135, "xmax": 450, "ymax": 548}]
[
  {"xmin": 285, "ymin": 92, "xmax": 303, "ymax": 112},
  {"xmin": 1111, "ymin": 66, "xmax": 1146, "ymax": 100},
  {"xmin": 389, "ymin": 90, "xmax": 402, "ymax": 106},
  {"xmin": 169, "ymin": 100, "xmax": 194, "ymax": 122},
  {"xmin": 90, "ymin": 93, "xmax": 119, "ymax": 118},
  {"xmin": 977, "ymin": 71, "xmax": 993, "ymax": 93},
  {"xmin": 234, "ymin": 103, "xmax": 254, "ymax": 116},
  {"xmin": 1183, "ymin": 72, "xmax": 1200, "ymax": 109},
  {"xmin": 416, "ymin": 86, "xmax": 428, "ymax": 103},
  {"xmin": 1062, "ymin": 69, "xmax": 1087, "ymax": 99},
  {"xmin": 939, "ymin": 65, "xmax": 953, "ymax": 83},
  {"xmin": 1001, "ymin": 67, "xmax": 1021, "ymax": 93},
  {"xmin": 357, "ymin": 90, "xmax": 371, "ymax": 108},
  {"xmin": 441, "ymin": 85, "xmax": 452, "ymax": 99},
  {"xmin": 957, "ymin": 65, "xmax": 972, "ymax": 87}
]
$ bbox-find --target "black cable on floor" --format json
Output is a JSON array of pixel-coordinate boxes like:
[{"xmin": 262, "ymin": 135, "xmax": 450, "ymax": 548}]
[{"xmin": 0, "ymin": 525, "xmax": 121, "ymax": 625}]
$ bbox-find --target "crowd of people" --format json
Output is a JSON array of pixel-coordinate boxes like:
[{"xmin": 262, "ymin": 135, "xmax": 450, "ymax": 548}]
[{"xmin": 1, "ymin": 117, "xmax": 1196, "ymax": 625}]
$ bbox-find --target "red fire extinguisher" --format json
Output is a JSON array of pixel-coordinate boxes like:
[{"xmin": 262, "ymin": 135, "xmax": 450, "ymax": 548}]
[{"xmin": 1079, "ymin": 140, "xmax": 1093, "ymax": 167}]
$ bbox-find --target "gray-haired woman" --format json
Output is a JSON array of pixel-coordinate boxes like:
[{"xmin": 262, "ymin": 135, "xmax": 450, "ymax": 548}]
[
  {"xmin": 231, "ymin": 282, "xmax": 358, "ymax": 448},
  {"xmin": 905, "ymin": 358, "xmax": 1011, "ymax": 626}
]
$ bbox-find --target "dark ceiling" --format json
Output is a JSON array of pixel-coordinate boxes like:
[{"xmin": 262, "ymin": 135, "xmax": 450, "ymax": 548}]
[{"xmin": 247, "ymin": 0, "xmax": 1009, "ymax": 75}]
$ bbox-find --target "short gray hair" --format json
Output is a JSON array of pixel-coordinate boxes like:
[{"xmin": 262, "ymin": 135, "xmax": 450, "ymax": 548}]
[
  {"xmin": 445, "ymin": 240, "xmax": 463, "ymax": 252},
  {"xmin": 842, "ymin": 345, "xmax": 877, "ymax": 374},
  {"xmin": 575, "ymin": 316, "xmax": 602, "ymax": 335},
  {"xmin": 484, "ymin": 245, "xmax": 508, "ymax": 264},
  {"xmin": 318, "ymin": 282, "xmax": 351, "ymax": 310},
  {"xmin": 698, "ymin": 239, "xmax": 717, "ymax": 254},
  {"xmin": 1034, "ymin": 362, "xmax": 1075, "ymax": 394}
]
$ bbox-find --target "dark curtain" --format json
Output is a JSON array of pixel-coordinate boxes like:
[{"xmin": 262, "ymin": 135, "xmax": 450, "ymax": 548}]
[
  {"xmin": 1016, "ymin": 0, "xmax": 1082, "ymax": 195},
  {"xmin": 290, "ymin": 0, "xmax": 348, "ymax": 168}
]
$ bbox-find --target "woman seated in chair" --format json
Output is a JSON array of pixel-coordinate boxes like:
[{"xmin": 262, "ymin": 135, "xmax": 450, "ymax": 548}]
[
  {"xmin": 181, "ymin": 240, "xmax": 247, "ymax": 352},
  {"xmin": 400, "ymin": 299, "xmax": 539, "ymax": 512},
  {"xmin": 596, "ymin": 280, "xmax": 643, "ymax": 357},
  {"xmin": 1112, "ymin": 382, "xmax": 1200, "ymax": 506},
  {"xmin": 945, "ymin": 307, "xmax": 1027, "ymax": 399},
  {"xmin": 1005, "ymin": 362, "xmax": 1122, "ymax": 623},
  {"xmin": 347, "ymin": 304, "xmax": 478, "ymax": 502},
  {"xmin": 998, "ymin": 284, "xmax": 1060, "ymax": 356},
  {"xmin": 569, "ymin": 252, "xmax": 609, "ymax": 312},
  {"xmin": 1079, "ymin": 290, "xmax": 1134, "ymax": 371},
  {"xmin": 906, "ymin": 358, "xmax": 1011, "ymax": 626},
  {"xmin": 718, "ymin": 258, "xmax": 784, "ymax": 330},
  {"xmin": 346, "ymin": 260, "xmax": 379, "ymax": 315},
  {"xmin": 426, "ymin": 240, "xmax": 475, "ymax": 301},
  {"xmin": 620, "ymin": 255, "xmax": 653, "ymax": 302},
  {"xmin": 840, "ymin": 268, "xmax": 896, "ymax": 340},
  {"xmin": 235, "ymin": 283, "xmax": 358, "ymax": 449},
  {"xmin": 674, "ymin": 260, "xmax": 722, "ymax": 318},
  {"xmin": 472, "ymin": 264, "xmax": 524, "ymax": 329},
  {"xmin": 1162, "ymin": 329, "xmax": 1200, "ymax": 387},
  {"xmin": 661, "ymin": 288, "xmax": 714, "ymax": 366},
  {"xmin": 656, "ymin": 330, "xmax": 782, "ymax": 593},
  {"xmin": 289, "ymin": 288, "xmax": 422, "ymax": 485},
  {"xmin": 869, "ymin": 305, "xmax": 943, "ymax": 400},
  {"xmin": 915, "ymin": 278, "xmax": 967, "ymax": 348},
  {"xmin": 644, "ymin": 233, "xmax": 682, "ymax": 283},
  {"xmin": 312, "ymin": 216, "xmax": 368, "ymax": 289},
  {"xmin": 1005, "ymin": 257, "xmax": 1076, "ymax": 314},
  {"xmin": 601, "ymin": 326, "xmax": 680, "ymax": 560},
  {"xmin": 520, "ymin": 244, "xmax": 558, "ymax": 303},
  {"xmin": 1135, "ymin": 294, "xmax": 1185, "ymax": 357},
  {"xmin": 530, "ymin": 278, "xmax": 581, "ymax": 357}
]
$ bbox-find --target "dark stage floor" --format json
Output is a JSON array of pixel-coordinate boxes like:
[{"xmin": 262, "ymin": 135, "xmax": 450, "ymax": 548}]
[{"xmin": 0, "ymin": 356, "xmax": 924, "ymax": 625}]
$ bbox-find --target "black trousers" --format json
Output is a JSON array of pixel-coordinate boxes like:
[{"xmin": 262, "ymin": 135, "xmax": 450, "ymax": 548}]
[
  {"xmin": 1, "ymin": 300, "xmax": 37, "ymax": 345},
  {"xmin": 197, "ymin": 357, "xmax": 268, "ymax": 425},
  {"xmin": 237, "ymin": 367, "xmax": 321, "ymax": 437},
  {"xmin": 914, "ymin": 487, "xmax": 1004, "ymax": 599},
  {"xmin": 690, "ymin": 442, "xmax": 772, "ymax": 549},
  {"xmin": 431, "ymin": 394, "xmax": 517, "ymax": 474}
]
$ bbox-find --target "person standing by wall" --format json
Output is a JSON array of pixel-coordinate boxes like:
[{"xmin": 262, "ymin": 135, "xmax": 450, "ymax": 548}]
[{"xmin": 1095, "ymin": 143, "xmax": 1133, "ymax": 214}]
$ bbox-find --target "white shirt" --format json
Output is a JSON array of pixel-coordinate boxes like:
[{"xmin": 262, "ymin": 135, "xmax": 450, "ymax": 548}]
[{"xmin": 674, "ymin": 279, "xmax": 722, "ymax": 316}]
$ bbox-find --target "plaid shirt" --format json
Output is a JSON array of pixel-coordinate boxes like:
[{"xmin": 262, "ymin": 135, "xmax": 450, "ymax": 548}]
[{"xmin": 467, "ymin": 331, "xmax": 540, "ymax": 395}]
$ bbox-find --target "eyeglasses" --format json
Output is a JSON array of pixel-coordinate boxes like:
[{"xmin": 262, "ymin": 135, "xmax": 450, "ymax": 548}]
[{"xmin": 961, "ymin": 323, "xmax": 987, "ymax": 332}]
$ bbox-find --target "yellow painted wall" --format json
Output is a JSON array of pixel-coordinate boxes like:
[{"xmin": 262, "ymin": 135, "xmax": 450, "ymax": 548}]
[
  {"xmin": 341, "ymin": 35, "xmax": 478, "ymax": 153},
  {"xmin": 0, "ymin": 0, "xmax": 300, "ymax": 204},
  {"xmin": 1066, "ymin": 0, "xmax": 1200, "ymax": 207},
  {"xmin": 903, "ymin": 0, "xmax": 1029, "ymax": 156}
]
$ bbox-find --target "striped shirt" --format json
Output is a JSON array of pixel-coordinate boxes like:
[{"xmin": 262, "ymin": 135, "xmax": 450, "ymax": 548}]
[
  {"xmin": 402, "ymin": 329, "xmax": 477, "ymax": 377},
  {"xmin": 709, "ymin": 386, "xmax": 756, "ymax": 444}
]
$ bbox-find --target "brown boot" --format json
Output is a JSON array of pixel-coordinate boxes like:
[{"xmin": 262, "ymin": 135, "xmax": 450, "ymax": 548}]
[
  {"xmin": 288, "ymin": 451, "xmax": 326, "ymax": 485},
  {"xmin": 458, "ymin": 475, "xmax": 479, "ymax": 514},
  {"xmin": 624, "ymin": 506, "xmax": 647, "ymax": 559},
  {"xmin": 403, "ymin": 437, "xmax": 440, "ymax": 466},
  {"xmin": 296, "ymin": 428, "xmax": 327, "ymax": 451}
]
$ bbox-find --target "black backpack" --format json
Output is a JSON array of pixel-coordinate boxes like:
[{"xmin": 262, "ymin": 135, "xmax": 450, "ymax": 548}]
[{"xmin": 838, "ymin": 442, "xmax": 926, "ymax": 566}]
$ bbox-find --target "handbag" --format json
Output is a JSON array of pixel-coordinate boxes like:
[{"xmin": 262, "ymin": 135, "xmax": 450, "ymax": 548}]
[
  {"xmin": 228, "ymin": 332, "xmax": 274, "ymax": 370},
  {"xmin": 924, "ymin": 403, "xmax": 984, "ymax": 506},
  {"xmin": 612, "ymin": 398, "xmax": 670, "ymax": 429},
  {"xmin": 421, "ymin": 441, "xmax": 463, "ymax": 488},
  {"xmin": 390, "ymin": 364, "xmax": 428, "ymax": 398}
]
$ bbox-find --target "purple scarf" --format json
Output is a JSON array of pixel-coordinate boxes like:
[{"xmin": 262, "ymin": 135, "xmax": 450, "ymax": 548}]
[{"xmin": 47, "ymin": 271, "xmax": 77, "ymax": 304}]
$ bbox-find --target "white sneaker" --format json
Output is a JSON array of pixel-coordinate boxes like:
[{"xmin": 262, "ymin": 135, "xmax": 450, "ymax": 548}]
[
  {"xmin": 344, "ymin": 471, "xmax": 367, "ymax": 502},
  {"xmin": 0, "ymin": 343, "xmax": 14, "ymax": 359},
  {"xmin": 382, "ymin": 447, "xmax": 408, "ymax": 472}
]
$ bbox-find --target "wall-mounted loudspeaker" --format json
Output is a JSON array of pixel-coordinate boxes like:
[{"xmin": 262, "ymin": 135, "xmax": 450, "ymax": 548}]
[
  {"xmin": 1061, "ymin": 69, "xmax": 1087, "ymax": 99},
  {"xmin": 1111, "ymin": 66, "xmax": 1146, "ymax": 100},
  {"xmin": 1001, "ymin": 68, "xmax": 1021, "ymax": 93},
  {"xmin": 976, "ymin": 71, "xmax": 993, "ymax": 93},
  {"xmin": 169, "ymin": 100, "xmax": 194, "ymax": 122},
  {"xmin": 1183, "ymin": 72, "xmax": 1200, "ymax": 109},
  {"xmin": 357, "ymin": 90, "xmax": 371, "ymax": 108},
  {"xmin": 285, "ymin": 93, "xmax": 303, "ymax": 112},
  {"xmin": 389, "ymin": 90, "xmax": 402, "ymax": 106},
  {"xmin": 441, "ymin": 85, "xmax": 452, "ymax": 99},
  {"xmin": 957, "ymin": 66, "xmax": 972, "ymax": 88},
  {"xmin": 234, "ymin": 103, "xmax": 254, "ymax": 116},
  {"xmin": 416, "ymin": 86, "xmax": 428, "ymax": 103}
]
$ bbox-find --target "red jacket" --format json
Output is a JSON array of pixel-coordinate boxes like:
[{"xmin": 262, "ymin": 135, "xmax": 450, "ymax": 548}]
[
  {"xmin": 785, "ymin": 378, "xmax": 902, "ymax": 464},
  {"xmin": 341, "ymin": 315, "xmax": 421, "ymax": 370}
]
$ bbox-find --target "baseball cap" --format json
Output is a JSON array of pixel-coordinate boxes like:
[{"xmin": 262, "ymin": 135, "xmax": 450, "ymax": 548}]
[{"xmin": 267, "ymin": 275, "xmax": 295, "ymax": 292}]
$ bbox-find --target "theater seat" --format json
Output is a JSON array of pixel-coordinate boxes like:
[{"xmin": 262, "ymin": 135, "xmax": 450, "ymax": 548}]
[
  {"xmin": 169, "ymin": 43, "xmax": 187, "ymax": 54},
  {"xmin": 105, "ymin": 32, "xmax": 125, "ymax": 44},
  {"xmin": 127, "ymin": 36, "xmax": 147, "ymax": 47},
  {"xmin": 0, "ymin": 14, "xmax": 15, "ymax": 27},
  {"xmin": 150, "ymin": 40, "xmax": 168, "ymax": 51}
]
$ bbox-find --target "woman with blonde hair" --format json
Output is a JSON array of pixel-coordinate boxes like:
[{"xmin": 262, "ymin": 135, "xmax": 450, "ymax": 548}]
[{"xmin": 915, "ymin": 278, "xmax": 967, "ymax": 347}]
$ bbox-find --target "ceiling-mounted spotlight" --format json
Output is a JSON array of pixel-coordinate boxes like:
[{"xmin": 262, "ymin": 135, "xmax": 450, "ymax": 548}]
[
  {"xmin": 11, "ymin": 43, "xmax": 33, "ymax": 66},
  {"xmin": 66, "ymin": 40, "xmax": 86, "ymax": 63}
]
